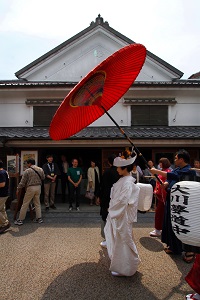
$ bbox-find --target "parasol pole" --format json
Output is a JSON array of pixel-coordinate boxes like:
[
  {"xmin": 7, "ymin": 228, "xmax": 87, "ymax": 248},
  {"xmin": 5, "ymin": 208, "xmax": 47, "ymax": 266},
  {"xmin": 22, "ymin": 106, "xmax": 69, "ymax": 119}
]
[{"xmin": 101, "ymin": 105, "xmax": 162, "ymax": 184}]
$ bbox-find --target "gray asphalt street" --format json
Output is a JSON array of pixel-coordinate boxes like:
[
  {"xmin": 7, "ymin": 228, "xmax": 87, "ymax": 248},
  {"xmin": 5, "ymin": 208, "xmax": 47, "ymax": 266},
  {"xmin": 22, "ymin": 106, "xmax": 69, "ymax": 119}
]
[{"xmin": 0, "ymin": 204, "xmax": 193, "ymax": 300}]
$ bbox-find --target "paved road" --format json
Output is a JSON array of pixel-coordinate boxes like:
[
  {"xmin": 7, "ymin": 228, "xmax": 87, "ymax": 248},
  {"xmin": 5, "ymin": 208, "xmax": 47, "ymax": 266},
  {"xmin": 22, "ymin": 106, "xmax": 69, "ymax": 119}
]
[{"xmin": 1, "ymin": 204, "xmax": 193, "ymax": 300}]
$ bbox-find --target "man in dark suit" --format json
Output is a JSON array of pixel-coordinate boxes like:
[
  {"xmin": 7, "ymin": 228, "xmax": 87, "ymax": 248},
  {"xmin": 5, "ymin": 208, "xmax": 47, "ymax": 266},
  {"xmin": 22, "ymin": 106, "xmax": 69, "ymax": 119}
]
[
  {"xmin": 97, "ymin": 154, "xmax": 120, "ymax": 247},
  {"xmin": 42, "ymin": 154, "xmax": 60, "ymax": 210}
]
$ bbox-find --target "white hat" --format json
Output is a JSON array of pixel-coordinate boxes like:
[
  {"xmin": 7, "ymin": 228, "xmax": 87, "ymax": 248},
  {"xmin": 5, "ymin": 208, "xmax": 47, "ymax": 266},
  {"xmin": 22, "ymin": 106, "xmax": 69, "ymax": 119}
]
[{"xmin": 113, "ymin": 156, "xmax": 136, "ymax": 167}]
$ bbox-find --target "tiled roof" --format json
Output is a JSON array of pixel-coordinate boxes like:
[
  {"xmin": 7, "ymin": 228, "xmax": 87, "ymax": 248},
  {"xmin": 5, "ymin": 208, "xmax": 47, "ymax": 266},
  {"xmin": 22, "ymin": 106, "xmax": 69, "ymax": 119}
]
[
  {"xmin": 1, "ymin": 80, "xmax": 200, "ymax": 88},
  {"xmin": 188, "ymin": 71, "xmax": 200, "ymax": 79},
  {"xmin": 123, "ymin": 98, "xmax": 177, "ymax": 105},
  {"xmin": 0, "ymin": 80, "xmax": 76, "ymax": 88},
  {"xmin": 0, "ymin": 126, "xmax": 200, "ymax": 140}
]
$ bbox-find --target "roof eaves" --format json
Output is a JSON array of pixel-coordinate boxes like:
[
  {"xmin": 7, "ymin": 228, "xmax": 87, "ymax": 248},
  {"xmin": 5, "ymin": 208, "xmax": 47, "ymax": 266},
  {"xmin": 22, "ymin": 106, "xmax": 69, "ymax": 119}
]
[
  {"xmin": 1, "ymin": 126, "xmax": 200, "ymax": 140},
  {"xmin": 1, "ymin": 80, "xmax": 200, "ymax": 89},
  {"xmin": 132, "ymin": 80, "xmax": 200, "ymax": 87},
  {"xmin": 0, "ymin": 81, "xmax": 77, "ymax": 89}
]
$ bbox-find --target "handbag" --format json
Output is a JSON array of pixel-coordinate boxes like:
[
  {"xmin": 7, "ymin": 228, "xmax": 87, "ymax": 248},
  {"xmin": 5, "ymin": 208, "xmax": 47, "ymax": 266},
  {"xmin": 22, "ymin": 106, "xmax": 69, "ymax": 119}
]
[{"xmin": 85, "ymin": 190, "xmax": 94, "ymax": 200}]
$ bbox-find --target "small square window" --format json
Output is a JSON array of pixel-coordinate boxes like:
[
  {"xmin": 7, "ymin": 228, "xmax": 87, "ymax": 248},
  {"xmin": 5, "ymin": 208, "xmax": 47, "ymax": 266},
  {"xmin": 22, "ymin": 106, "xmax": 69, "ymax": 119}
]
[
  {"xmin": 33, "ymin": 106, "xmax": 58, "ymax": 126},
  {"xmin": 131, "ymin": 105, "xmax": 168, "ymax": 126}
]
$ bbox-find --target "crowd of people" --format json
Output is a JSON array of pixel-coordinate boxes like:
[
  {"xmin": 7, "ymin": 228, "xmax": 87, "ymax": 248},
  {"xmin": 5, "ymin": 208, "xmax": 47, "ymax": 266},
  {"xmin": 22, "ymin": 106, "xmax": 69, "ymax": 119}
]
[
  {"xmin": 0, "ymin": 150, "xmax": 200, "ymax": 299},
  {"xmin": 0, "ymin": 154, "xmax": 84, "ymax": 227},
  {"xmin": 97, "ymin": 149, "xmax": 200, "ymax": 299},
  {"xmin": 0, "ymin": 154, "xmax": 104, "ymax": 224}
]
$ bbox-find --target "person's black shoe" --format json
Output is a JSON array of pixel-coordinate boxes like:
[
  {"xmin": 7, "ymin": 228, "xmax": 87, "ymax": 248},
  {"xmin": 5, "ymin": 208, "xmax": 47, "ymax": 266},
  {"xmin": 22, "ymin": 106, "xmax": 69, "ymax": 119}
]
[
  {"xmin": 45, "ymin": 207, "xmax": 49, "ymax": 211},
  {"xmin": 0, "ymin": 222, "xmax": 11, "ymax": 234},
  {"xmin": 50, "ymin": 205, "xmax": 57, "ymax": 209}
]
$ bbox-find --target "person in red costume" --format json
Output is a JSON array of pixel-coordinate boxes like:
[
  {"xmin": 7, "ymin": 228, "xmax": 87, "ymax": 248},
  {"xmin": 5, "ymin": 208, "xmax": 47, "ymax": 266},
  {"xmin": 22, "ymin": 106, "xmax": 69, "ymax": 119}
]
[
  {"xmin": 185, "ymin": 254, "xmax": 200, "ymax": 299},
  {"xmin": 150, "ymin": 157, "xmax": 171, "ymax": 237}
]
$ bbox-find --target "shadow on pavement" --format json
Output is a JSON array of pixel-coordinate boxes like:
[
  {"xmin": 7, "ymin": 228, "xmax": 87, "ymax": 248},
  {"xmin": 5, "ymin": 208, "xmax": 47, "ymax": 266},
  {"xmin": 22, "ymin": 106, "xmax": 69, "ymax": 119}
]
[
  {"xmin": 41, "ymin": 250, "xmax": 159, "ymax": 300},
  {"xmin": 161, "ymin": 254, "xmax": 193, "ymax": 300},
  {"xmin": 139, "ymin": 236, "xmax": 164, "ymax": 252}
]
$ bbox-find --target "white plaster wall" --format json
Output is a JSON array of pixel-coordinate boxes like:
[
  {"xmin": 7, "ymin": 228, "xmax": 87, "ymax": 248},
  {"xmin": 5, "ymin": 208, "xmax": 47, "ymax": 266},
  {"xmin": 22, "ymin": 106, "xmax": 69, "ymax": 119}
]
[
  {"xmin": 24, "ymin": 32, "xmax": 122, "ymax": 81},
  {"xmin": 92, "ymin": 95, "xmax": 200, "ymax": 127},
  {"xmin": 137, "ymin": 59, "xmax": 174, "ymax": 81},
  {"xmin": 0, "ymin": 104, "xmax": 32, "ymax": 127},
  {"xmin": 90, "ymin": 100, "xmax": 130, "ymax": 127},
  {"xmin": 175, "ymin": 94, "xmax": 200, "ymax": 104},
  {"xmin": 1, "ymin": 92, "xmax": 200, "ymax": 127},
  {"xmin": 26, "ymin": 44, "xmax": 110, "ymax": 82},
  {"xmin": 26, "ymin": 49, "xmax": 175, "ymax": 83},
  {"xmin": 169, "ymin": 104, "xmax": 200, "ymax": 126},
  {"xmin": 93, "ymin": 101, "xmax": 200, "ymax": 127}
]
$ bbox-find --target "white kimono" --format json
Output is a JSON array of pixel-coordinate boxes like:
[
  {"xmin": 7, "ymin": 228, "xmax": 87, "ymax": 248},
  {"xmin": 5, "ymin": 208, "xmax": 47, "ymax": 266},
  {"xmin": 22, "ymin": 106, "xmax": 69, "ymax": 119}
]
[{"xmin": 104, "ymin": 175, "xmax": 140, "ymax": 276}]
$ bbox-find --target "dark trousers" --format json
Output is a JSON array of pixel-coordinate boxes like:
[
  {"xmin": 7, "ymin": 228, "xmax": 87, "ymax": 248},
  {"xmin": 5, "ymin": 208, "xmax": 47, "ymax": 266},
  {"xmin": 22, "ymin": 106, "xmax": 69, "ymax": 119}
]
[
  {"xmin": 161, "ymin": 192, "xmax": 183, "ymax": 254},
  {"xmin": 69, "ymin": 184, "xmax": 81, "ymax": 208}
]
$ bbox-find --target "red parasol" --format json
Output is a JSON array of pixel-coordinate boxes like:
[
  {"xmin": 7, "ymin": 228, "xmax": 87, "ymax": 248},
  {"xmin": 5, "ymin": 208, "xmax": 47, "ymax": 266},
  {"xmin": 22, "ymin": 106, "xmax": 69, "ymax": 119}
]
[
  {"xmin": 49, "ymin": 43, "xmax": 146, "ymax": 140},
  {"xmin": 49, "ymin": 43, "xmax": 163, "ymax": 184}
]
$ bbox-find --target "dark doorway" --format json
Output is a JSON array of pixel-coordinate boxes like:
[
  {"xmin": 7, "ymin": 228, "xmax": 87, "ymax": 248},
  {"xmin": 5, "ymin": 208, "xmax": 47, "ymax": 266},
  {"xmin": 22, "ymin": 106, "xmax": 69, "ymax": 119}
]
[{"xmin": 39, "ymin": 148, "xmax": 102, "ymax": 179}]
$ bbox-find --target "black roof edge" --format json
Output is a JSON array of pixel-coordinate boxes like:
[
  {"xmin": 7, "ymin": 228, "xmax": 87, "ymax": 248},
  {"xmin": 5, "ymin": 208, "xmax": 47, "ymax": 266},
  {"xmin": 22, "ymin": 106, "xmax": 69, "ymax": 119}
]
[
  {"xmin": 0, "ymin": 81, "xmax": 78, "ymax": 88},
  {"xmin": 1, "ymin": 80, "xmax": 200, "ymax": 88},
  {"xmin": 15, "ymin": 15, "xmax": 183, "ymax": 79},
  {"xmin": 0, "ymin": 79, "xmax": 28, "ymax": 83},
  {"xmin": 99, "ymin": 22, "xmax": 183, "ymax": 77}
]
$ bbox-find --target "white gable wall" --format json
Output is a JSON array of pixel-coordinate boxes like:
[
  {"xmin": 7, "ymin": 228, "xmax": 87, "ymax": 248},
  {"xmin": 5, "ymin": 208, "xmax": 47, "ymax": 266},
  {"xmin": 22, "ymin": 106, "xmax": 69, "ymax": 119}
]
[
  {"xmin": 21, "ymin": 27, "xmax": 178, "ymax": 83},
  {"xmin": 137, "ymin": 58, "xmax": 175, "ymax": 81},
  {"xmin": 22, "ymin": 29, "xmax": 124, "ymax": 81}
]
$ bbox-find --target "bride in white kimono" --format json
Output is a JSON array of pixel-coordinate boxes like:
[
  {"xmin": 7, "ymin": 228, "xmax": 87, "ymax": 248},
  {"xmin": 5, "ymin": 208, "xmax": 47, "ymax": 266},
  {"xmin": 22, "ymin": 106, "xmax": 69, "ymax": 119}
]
[{"xmin": 104, "ymin": 153, "xmax": 140, "ymax": 276}]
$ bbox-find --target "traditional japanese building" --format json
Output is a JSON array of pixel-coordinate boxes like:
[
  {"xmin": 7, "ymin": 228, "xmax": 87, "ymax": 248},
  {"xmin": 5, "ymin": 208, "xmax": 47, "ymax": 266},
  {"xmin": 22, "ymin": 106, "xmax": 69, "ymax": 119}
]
[{"xmin": 0, "ymin": 15, "xmax": 200, "ymax": 179}]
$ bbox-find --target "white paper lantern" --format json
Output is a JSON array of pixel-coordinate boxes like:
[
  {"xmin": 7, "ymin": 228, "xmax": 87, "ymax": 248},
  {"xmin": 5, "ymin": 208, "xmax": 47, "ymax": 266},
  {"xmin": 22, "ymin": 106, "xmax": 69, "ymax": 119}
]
[
  {"xmin": 171, "ymin": 181, "xmax": 200, "ymax": 247},
  {"xmin": 136, "ymin": 183, "xmax": 153, "ymax": 211}
]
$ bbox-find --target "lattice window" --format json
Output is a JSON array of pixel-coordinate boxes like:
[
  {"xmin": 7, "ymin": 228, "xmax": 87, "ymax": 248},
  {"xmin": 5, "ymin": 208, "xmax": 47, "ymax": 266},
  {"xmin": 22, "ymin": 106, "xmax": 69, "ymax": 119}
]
[{"xmin": 131, "ymin": 105, "xmax": 168, "ymax": 126}]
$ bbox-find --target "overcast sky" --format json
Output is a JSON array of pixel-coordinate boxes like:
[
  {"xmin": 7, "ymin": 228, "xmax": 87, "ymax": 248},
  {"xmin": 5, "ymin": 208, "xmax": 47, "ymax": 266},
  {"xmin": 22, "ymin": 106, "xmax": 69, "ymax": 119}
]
[{"xmin": 0, "ymin": 0, "xmax": 199, "ymax": 80}]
